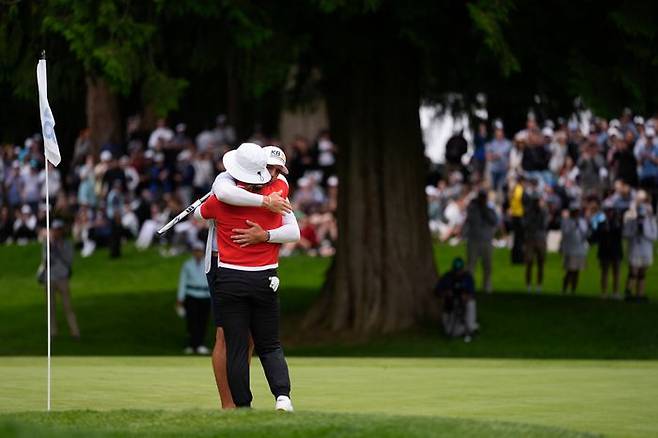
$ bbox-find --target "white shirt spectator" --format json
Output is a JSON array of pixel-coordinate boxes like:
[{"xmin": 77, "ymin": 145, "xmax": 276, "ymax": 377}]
[
  {"xmin": 148, "ymin": 126, "xmax": 174, "ymax": 149},
  {"xmin": 38, "ymin": 166, "xmax": 61, "ymax": 199}
]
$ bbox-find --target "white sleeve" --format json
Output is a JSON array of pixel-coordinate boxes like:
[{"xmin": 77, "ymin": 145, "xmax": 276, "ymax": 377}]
[
  {"xmin": 194, "ymin": 206, "xmax": 205, "ymax": 220},
  {"xmin": 267, "ymin": 211, "xmax": 300, "ymax": 243},
  {"xmin": 212, "ymin": 172, "xmax": 264, "ymax": 207}
]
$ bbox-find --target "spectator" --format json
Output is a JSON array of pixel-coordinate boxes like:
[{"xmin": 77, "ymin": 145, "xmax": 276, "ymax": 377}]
[
  {"xmin": 577, "ymin": 142, "xmax": 606, "ymax": 197},
  {"xmin": 636, "ymin": 126, "xmax": 658, "ymax": 211},
  {"xmin": 212, "ymin": 114, "xmax": 237, "ymax": 147},
  {"xmin": 288, "ymin": 136, "xmax": 315, "ymax": 186},
  {"xmin": 590, "ymin": 199, "xmax": 624, "ymax": 299},
  {"xmin": 292, "ymin": 177, "xmax": 326, "ymax": 213},
  {"xmin": 77, "ymin": 156, "xmax": 98, "ymax": 207},
  {"xmin": 13, "ymin": 204, "xmax": 37, "ymax": 244},
  {"xmin": 560, "ymin": 204, "xmax": 589, "ymax": 294},
  {"xmin": 0, "ymin": 206, "xmax": 13, "ymax": 244},
  {"xmin": 106, "ymin": 180, "xmax": 125, "ymax": 258},
  {"xmin": 522, "ymin": 179, "xmax": 549, "ymax": 294},
  {"xmin": 38, "ymin": 220, "xmax": 80, "ymax": 339},
  {"xmin": 176, "ymin": 242, "xmax": 211, "ymax": 355},
  {"xmin": 4, "ymin": 161, "xmax": 23, "ymax": 210},
  {"xmin": 148, "ymin": 118, "xmax": 174, "ymax": 149},
  {"xmin": 38, "ymin": 162, "xmax": 61, "ymax": 205},
  {"xmin": 623, "ymin": 191, "xmax": 657, "ymax": 301},
  {"xmin": 22, "ymin": 162, "xmax": 41, "ymax": 212},
  {"xmin": 472, "ymin": 121, "xmax": 488, "ymax": 175},
  {"xmin": 485, "ymin": 120, "xmax": 511, "ymax": 191},
  {"xmin": 315, "ymin": 129, "xmax": 336, "ymax": 182},
  {"xmin": 71, "ymin": 129, "xmax": 92, "ymax": 167},
  {"xmin": 435, "ymin": 257, "xmax": 479, "ymax": 343},
  {"xmin": 508, "ymin": 175, "xmax": 525, "ymax": 264},
  {"xmin": 548, "ymin": 131, "xmax": 569, "ymax": 175},
  {"xmin": 463, "ymin": 190, "xmax": 497, "ymax": 293},
  {"xmin": 608, "ymin": 130, "xmax": 637, "ymax": 187},
  {"xmin": 444, "ymin": 129, "xmax": 467, "ymax": 174}
]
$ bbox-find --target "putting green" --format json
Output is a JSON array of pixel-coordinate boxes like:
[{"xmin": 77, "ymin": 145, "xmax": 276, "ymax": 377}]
[{"xmin": 1, "ymin": 357, "xmax": 656, "ymax": 437}]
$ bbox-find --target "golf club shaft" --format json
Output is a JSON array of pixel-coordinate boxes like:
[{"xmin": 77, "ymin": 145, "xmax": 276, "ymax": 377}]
[{"xmin": 157, "ymin": 192, "xmax": 211, "ymax": 236}]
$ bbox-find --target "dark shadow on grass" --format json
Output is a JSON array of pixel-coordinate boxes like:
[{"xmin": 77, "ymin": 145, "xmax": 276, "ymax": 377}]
[
  {"xmin": 0, "ymin": 409, "xmax": 599, "ymax": 438},
  {"xmin": 1, "ymin": 288, "xmax": 657, "ymax": 359}
]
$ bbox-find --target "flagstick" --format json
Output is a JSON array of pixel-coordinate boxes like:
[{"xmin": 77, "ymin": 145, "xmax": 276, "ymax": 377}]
[
  {"xmin": 41, "ymin": 49, "xmax": 52, "ymax": 412},
  {"xmin": 45, "ymin": 160, "xmax": 51, "ymax": 412}
]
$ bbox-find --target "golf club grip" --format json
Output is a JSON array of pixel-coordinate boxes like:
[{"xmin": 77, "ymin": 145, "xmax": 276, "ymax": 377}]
[{"xmin": 157, "ymin": 192, "xmax": 211, "ymax": 235}]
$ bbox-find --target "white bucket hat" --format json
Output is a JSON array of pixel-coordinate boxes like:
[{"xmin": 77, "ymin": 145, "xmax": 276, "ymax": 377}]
[
  {"xmin": 223, "ymin": 143, "xmax": 271, "ymax": 184},
  {"xmin": 264, "ymin": 146, "xmax": 289, "ymax": 175}
]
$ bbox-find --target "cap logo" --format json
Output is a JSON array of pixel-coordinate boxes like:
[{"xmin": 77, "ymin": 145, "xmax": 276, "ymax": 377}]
[{"xmin": 257, "ymin": 171, "xmax": 264, "ymax": 182}]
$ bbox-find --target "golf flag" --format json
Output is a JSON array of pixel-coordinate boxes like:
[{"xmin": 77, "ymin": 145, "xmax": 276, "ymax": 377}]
[{"xmin": 36, "ymin": 59, "xmax": 61, "ymax": 167}]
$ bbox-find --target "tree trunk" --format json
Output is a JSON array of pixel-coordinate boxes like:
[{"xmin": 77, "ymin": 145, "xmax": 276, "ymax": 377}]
[
  {"xmin": 86, "ymin": 75, "xmax": 121, "ymax": 153},
  {"xmin": 226, "ymin": 49, "xmax": 241, "ymax": 132},
  {"xmin": 303, "ymin": 32, "xmax": 438, "ymax": 334}
]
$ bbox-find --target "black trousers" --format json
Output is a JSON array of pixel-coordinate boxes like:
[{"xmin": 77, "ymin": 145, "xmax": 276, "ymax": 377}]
[
  {"xmin": 184, "ymin": 296, "xmax": 211, "ymax": 349},
  {"xmin": 108, "ymin": 219, "xmax": 122, "ymax": 259},
  {"xmin": 215, "ymin": 267, "xmax": 291, "ymax": 407},
  {"xmin": 206, "ymin": 257, "xmax": 222, "ymax": 327},
  {"xmin": 511, "ymin": 216, "xmax": 525, "ymax": 265}
]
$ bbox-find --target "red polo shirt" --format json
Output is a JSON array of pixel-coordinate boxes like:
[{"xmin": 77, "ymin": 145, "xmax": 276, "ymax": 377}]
[{"xmin": 200, "ymin": 178, "xmax": 288, "ymax": 270}]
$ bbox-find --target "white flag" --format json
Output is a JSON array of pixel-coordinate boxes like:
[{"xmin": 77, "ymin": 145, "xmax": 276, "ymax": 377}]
[{"xmin": 36, "ymin": 59, "xmax": 61, "ymax": 166}]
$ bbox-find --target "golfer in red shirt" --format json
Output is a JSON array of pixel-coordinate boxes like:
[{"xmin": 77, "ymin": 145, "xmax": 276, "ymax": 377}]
[{"xmin": 197, "ymin": 143, "xmax": 298, "ymax": 411}]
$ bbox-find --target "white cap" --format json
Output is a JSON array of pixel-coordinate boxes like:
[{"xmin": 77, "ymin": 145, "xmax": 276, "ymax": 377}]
[
  {"xmin": 646, "ymin": 127, "xmax": 656, "ymax": 137},
  {"xmin": 263, "ymin": 146, "xmax": 289, "ymax": 175},
  {"xmin": 21, "ymin": 205, "xmax": 31, "ymax": 215},
  {"xmin": 542, "ymin": 127, "xmax": 554, "ymax": 137},
  {"xmin": 607, "ymin": 127, "xmax": 621, "ymax": 138},
  {"xmin": 222, "ymin": 143, "xmax": 271, "ymax": 184},
  {"xmin": 425, "ymin": 186, "xmax": 439, "ymax": 197},
  {"xmin": 100, "ymin": 150, "xmax": 113, "ymax": 162}
]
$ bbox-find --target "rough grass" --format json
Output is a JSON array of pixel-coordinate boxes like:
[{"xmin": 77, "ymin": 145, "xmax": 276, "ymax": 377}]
[{"xmin": 0, "ymin": 243, "xmax": 657, "ymax": 358}]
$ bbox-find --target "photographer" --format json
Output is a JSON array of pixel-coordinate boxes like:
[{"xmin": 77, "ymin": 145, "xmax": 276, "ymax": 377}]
[
  {"xmin": 522, "ymin": 177, "xmax": 549, "ymax": 294},
  {"xmin": 463, "ymin": 189, "xmax": 498, "ymax": 293},
  {"xmin": 435, "ymin": 257, "xmax": 479, "ymax": 342},
  {"xmin": 623, "ymin": 191, "xmax": 657, "ymax": 301},
  {"xmin": 590, "ymin": 199, "xmax": 624, "ymax": 299},
  {"xmin": 560, "ymin": 203, "xmax": 589, "ymax": 294}
]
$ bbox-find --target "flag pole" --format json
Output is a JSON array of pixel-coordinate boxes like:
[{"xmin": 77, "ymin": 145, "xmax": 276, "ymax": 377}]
[{"xmin": 41, "ymin": 49, "xmax": 52, "ymax": 412}]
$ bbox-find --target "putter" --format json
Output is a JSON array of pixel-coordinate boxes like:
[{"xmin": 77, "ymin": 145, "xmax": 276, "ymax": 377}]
[{"xmin": 157, "ymin": 192, "xmax": 211, "ymax": 236}]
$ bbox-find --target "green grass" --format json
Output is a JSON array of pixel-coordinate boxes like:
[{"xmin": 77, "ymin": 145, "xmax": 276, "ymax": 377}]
[
  {"xmin": 4, "ymin": 356, "xmax": 658, "ymax": 437},
  {"xmin": 0, "ymin": 243, "xmax": 657, "ymax": 358},
  {"xmin": 0, "ymin": 410, "xmax": 594, "ymax": 438},
  {"xmin": 1, "ymin": 245, "xmax": 657, "ymax": 437}
]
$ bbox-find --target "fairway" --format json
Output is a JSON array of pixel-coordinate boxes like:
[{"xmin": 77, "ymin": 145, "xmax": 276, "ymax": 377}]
[{"xmin": 1, "ymin": 356, "xmax": 656, "ymax": 437}]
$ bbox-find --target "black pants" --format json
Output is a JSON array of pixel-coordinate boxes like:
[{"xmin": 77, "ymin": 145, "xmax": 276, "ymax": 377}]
[
  {"xmin": 206, "ymin": 256, "xmax": 221, "ymax": 327},
  {"xmin": 109, "ymin": 219, "xmax": 122, "ymax": 259},
  {"xmin": 511, "ymin": 216, "xmax": 525, "ymax": 265},
  {"xmin": 184, "ymin": 296, "xmax": 211, "ymax": 349},
  {"xmin": 215, "ymin": 267, "xmax": 291, "ymax": 407}
]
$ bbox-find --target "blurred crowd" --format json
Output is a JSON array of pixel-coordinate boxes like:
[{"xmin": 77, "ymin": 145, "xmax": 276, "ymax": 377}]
[
  {"xmin": 0, "ymin": 115, "xmax": 338, "ymax": 258},
  {"xmin": 2, "ymin": 107, "xmax": 657, "ymax": 299},
  {"xmin": 427, "ymin": 109, "xmax": 658, "ymax": 300}
]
